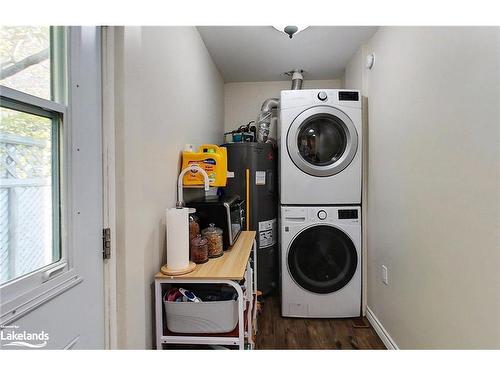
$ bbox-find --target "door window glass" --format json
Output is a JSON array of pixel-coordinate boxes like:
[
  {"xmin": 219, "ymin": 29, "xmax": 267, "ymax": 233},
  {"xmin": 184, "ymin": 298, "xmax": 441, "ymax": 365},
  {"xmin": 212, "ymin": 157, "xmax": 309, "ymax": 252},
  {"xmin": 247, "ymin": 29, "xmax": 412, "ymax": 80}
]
[
  {"xmin": 297, "ymin": 114, "xmax": 347, "ymax": 166},
  {"xmin": 0, "ymin": 106, "xmax": 61, "ymax": 285}
]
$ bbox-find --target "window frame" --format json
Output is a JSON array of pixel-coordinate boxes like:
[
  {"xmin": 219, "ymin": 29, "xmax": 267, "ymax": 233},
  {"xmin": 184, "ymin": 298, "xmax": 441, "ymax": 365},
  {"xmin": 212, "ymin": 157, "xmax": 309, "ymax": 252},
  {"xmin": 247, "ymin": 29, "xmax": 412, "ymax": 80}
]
[
  {"xmin": 0, "ymin": 95, "xmax": 62, "ymax": 271},
  {"xmin": 0, "ymin": 27, "xmax": 82, "ymax": 326}
]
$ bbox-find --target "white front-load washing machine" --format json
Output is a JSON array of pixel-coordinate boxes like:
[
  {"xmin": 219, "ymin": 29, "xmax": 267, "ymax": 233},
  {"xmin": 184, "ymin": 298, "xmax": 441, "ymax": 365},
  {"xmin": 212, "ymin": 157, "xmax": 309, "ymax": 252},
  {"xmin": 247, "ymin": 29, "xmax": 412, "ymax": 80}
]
[
  {"xmin": 281, "ymin": 205, "xmax": 361, "ymax": 318},
  {"xmin": 279, "ymin": 89, "xmax": 362, "ymax": 205}
]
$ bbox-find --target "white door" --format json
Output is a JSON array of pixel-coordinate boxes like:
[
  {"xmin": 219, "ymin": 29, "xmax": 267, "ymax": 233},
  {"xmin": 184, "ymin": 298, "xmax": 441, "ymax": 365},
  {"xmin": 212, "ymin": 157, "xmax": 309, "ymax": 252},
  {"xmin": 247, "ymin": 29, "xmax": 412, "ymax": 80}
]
[{"xmin": 0, "ymin": 27, "xmax": 105, "ymax": 349}]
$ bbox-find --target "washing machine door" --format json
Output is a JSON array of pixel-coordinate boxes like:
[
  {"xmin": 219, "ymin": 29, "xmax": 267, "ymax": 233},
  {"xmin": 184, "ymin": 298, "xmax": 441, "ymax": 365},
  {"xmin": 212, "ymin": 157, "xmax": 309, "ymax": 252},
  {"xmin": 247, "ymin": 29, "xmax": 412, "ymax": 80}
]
[
  {"xmin": 287, "ymin": 224, "xmax": 358, "ymax": 294},
  {"xmin": 287, "ymin": 106, "xmax": 358, "ymax": 177}
]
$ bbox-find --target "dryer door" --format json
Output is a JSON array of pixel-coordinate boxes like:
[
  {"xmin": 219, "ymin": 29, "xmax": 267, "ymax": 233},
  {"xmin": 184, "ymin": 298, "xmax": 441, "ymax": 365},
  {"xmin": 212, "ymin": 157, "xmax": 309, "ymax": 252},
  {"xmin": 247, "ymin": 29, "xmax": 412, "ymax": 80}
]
[
  {"xmin": 287, "ymin": 224, "xmax": 358, "ymax": 294},
  {"xmin": 287, "ymin": 106, "xmax": 358, "ymax": 177}
]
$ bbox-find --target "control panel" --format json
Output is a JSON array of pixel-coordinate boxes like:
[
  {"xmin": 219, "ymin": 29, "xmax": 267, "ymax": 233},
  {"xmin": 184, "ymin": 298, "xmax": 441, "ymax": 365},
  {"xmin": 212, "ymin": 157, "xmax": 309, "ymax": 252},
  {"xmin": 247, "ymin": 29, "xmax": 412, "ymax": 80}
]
[{"xmin": 283, "ymin": 207, "xmax": 360, "ymax": 223}]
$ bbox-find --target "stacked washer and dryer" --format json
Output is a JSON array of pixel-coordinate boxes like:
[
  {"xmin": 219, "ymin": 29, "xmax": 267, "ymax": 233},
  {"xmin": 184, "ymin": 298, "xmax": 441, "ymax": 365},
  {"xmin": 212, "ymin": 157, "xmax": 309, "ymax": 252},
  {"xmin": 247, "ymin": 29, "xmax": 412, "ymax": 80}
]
[{"xmin": 278, "ymin": 89, "xmax": 362, "ymax": 318}]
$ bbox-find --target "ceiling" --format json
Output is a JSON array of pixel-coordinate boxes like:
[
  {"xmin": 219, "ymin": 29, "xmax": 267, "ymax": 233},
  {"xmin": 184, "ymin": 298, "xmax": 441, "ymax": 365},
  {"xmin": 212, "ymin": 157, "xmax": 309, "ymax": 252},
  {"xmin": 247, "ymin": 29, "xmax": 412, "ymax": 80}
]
[{"xmin": 197, "ymin": 26, "xmax": 377, "ymax": 82}]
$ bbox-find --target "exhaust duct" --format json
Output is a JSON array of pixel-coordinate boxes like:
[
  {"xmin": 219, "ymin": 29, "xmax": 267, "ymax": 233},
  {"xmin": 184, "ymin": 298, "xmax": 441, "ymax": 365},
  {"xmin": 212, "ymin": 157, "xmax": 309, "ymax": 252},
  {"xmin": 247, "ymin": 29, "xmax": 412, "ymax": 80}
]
[
  {"xmin": 256, "ymin": 69, "xmax": 304, "ymax": 142},
  {"xmin": 289, "ymin": 69, "xmax": 304, "ymax": 90}
]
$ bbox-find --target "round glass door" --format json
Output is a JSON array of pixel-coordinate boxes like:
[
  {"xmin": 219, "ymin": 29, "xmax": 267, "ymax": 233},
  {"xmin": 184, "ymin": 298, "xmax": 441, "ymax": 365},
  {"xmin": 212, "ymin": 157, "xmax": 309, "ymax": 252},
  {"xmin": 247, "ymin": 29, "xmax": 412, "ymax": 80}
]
[
  {"xmin": 287, "ymin": 106, "xmax": 358, "ymax": 177},
  {"xmin": 287, "ymin": 225, "xmax": 358, "ymax": 294}
]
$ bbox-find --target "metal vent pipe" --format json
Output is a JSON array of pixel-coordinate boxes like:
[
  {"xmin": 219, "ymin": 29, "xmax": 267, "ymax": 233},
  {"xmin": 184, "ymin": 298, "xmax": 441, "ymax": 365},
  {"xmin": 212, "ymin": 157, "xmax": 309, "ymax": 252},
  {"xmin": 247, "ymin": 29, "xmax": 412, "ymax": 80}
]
[
  {"xmin": 290, "ymin": 69, "xmax": 304, "ymax": 90},
  {"xmin": 261, "ymin": 98, "xmax": 280, "ymax": 113},
  {"xmin": 256, "ymin": 69, "xmax": 304, "ymax": 142}
]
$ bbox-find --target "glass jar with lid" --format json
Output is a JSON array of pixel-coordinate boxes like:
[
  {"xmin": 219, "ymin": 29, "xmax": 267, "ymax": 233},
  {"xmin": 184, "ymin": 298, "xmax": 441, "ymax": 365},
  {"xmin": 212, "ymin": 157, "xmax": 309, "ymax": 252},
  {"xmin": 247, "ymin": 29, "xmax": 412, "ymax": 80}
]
[
  {"xmin": 188, "ymin": 209, "xmax": 200, "ymax": 242},
  {"xmin": 201, "ymin": 223, "xmax": 224, "ymax": 258},
  {"xmin": 190, "ymin": 234, "xmax": 208, "ymax": 264}
]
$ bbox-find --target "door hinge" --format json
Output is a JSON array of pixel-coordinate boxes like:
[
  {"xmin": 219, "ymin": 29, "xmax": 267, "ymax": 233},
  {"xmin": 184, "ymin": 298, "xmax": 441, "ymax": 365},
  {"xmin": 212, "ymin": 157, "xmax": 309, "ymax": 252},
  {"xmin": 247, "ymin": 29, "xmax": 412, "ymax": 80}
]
[{"xmin": 103, "ymin": 227, "xmax": 111, "ymax": 260}]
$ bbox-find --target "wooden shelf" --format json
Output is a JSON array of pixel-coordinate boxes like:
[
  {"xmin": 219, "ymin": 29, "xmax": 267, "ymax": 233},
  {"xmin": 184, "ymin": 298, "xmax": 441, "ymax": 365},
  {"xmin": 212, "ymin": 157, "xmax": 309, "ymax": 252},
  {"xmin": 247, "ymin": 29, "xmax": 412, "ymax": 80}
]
[{"xmin": 155, "ymin": 231, "xmax": 256, "ymax": 281}]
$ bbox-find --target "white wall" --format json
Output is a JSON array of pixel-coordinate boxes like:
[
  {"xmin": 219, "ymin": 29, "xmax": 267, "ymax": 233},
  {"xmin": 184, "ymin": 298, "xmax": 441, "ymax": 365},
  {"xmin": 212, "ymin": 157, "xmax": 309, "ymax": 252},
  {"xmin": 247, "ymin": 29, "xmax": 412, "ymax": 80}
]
[
  {"xmin": 344, "ymin": 46, "xmax": 364, "ymax": 91},
  {"xmin": 113, "ymin": 26, "xmax": 224, "ymax": 349},
  {"xmin": 224, "ymin": 79, "xmax": 342, "ymax": 140},
  {"xmin": 343, "ymin": 45, "xmax": 370, "ymax": 314},
  {"xmin": 345, "ymin": 27, "xmax": 500, "ymax": 348}
]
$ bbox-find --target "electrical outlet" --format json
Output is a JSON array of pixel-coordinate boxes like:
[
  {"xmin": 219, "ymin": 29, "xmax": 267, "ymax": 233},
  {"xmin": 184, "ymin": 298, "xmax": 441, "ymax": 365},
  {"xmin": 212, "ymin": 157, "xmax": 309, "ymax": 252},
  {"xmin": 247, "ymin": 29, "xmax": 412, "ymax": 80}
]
[{"xmin": 382, "ymin": 265, "xmax": 388, "ymax": 285}]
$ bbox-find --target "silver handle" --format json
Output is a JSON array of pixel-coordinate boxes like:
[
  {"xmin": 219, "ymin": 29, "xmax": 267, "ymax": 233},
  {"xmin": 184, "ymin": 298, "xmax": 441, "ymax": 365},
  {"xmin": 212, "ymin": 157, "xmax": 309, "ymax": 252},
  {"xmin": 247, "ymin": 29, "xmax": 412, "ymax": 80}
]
[{"xmin": 42, "ymin": 262, "xmax": 67, "ymax": 282}]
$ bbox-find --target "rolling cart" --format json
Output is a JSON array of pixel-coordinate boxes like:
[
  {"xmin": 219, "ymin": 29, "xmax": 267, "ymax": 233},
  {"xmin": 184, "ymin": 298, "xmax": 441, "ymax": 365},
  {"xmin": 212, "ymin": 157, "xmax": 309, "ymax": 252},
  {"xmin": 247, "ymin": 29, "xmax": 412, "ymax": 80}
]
[{"xmin": 154, "ymin": 231, "xmax": 258, "ymax": 349}]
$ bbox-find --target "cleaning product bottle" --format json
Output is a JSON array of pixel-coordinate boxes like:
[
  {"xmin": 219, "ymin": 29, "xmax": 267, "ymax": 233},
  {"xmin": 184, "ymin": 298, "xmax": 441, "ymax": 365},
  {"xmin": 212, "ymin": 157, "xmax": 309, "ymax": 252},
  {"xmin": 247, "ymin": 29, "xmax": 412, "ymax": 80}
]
[{"xmin": 181, "ymin": 144, "xmax": 228, "ymax": 187}]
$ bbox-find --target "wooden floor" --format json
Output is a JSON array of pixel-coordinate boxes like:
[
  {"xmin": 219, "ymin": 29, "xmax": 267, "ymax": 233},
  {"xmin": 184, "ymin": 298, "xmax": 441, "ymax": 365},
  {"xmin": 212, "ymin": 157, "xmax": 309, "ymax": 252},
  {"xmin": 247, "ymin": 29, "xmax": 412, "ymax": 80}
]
[{"xmin": 256, "ymin": 295, "xmax": 386, "ymax": 350}]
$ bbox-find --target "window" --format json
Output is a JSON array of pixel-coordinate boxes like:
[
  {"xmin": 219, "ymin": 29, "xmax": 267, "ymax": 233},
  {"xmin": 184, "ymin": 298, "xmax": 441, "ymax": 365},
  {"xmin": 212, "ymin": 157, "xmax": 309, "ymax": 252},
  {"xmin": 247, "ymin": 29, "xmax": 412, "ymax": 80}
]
[
  {"xmin": 0, "ymin": 104, "xmax": 61, "ymax": 284},
  {"xmin": 0, "ymin": 27, "xmax": 66, "ymax": 289},
  {"xmin": 0, "ymin": 27, "xmax": 51, "ymax": 99}
]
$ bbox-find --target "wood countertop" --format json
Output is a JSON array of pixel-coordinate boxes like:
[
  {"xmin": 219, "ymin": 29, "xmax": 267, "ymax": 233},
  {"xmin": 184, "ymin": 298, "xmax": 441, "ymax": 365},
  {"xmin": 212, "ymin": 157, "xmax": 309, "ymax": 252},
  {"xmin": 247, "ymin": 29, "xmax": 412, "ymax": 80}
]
[{"xmin": 155, "ymin": 231, "xmax": 256, "ymax": 281}]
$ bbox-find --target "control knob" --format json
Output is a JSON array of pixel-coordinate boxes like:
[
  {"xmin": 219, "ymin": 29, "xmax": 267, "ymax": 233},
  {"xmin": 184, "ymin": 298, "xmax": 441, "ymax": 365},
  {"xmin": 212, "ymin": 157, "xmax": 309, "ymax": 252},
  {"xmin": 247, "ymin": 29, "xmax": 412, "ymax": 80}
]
[{"xmin": 317, "ymin": 91, "xmax": 328, "ymax": 101}]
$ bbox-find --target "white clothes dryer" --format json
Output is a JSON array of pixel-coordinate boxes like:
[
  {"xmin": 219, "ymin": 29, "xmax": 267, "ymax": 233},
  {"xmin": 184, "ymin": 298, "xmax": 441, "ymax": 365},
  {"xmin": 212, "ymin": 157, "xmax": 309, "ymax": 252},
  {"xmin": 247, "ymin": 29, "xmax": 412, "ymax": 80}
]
[{"xmin": 279, "ymin": 89, "xmax": 362, "ymax": 205}]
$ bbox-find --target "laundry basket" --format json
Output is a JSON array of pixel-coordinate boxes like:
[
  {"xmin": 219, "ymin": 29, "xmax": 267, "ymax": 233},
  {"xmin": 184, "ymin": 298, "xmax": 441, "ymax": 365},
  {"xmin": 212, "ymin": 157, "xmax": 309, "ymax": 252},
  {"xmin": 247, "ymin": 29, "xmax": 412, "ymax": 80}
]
[{"xmin": 164, "ymin": 296, "xmax": 239, "ymax": 334}]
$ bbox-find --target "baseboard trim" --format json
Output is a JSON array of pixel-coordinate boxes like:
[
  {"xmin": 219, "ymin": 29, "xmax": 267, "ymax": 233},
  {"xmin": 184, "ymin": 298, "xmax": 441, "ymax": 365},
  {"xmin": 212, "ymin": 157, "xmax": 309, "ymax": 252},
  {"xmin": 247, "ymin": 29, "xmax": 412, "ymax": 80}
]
[{"xmin": 366, "ymin": 306, "xmax": 399, "ymax": 350}]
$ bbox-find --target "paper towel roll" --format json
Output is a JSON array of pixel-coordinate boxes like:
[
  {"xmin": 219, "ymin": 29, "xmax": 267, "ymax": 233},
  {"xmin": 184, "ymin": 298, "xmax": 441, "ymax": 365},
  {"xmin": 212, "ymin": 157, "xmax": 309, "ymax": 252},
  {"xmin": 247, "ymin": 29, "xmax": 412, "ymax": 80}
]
[{"xmin": 166, "ymin": 207, "xmax": 189, "ymax": 271}]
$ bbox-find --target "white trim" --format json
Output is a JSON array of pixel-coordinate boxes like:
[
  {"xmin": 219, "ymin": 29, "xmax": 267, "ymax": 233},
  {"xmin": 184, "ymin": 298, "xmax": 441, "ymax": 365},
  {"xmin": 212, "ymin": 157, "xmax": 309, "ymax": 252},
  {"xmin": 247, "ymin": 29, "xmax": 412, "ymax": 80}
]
[
  {"xmin": 366, "ymin": 306, "xmax": 399, "ymax": 350},
  {"xmin": 65, "ymin": 26, "xmax": 105, "ymax": 348},
  {"xmin": 0, "ymin": 85, "xmax": 66, "ymax": 113},
  {"xmin": 101, "ymin": 26, "xmax": 118, "ymax": 350}
]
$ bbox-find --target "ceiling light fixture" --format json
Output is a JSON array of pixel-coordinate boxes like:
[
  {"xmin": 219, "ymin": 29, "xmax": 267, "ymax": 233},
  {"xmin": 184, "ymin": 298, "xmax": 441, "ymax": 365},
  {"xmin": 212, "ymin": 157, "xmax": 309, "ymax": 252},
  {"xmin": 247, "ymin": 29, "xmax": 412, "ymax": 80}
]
[{"xmin": 272, "ymin": 25, "xmax": 309, "ymax": 39}]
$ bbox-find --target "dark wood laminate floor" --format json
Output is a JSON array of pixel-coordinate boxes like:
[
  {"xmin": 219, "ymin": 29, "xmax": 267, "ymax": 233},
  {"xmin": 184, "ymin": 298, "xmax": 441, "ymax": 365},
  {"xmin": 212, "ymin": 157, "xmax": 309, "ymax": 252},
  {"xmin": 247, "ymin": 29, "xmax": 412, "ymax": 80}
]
[{"xmin": 256, "ymin": 295, "xmax": 386, "ymax": 350}]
